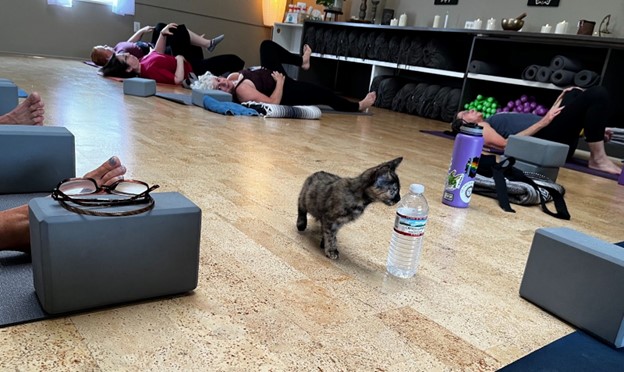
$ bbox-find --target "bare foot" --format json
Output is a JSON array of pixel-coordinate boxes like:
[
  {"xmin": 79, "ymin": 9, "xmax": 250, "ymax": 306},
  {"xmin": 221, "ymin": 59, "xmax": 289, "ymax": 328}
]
[
  {"xmin": 301, "ymin": 44, "xmax": 312, "ymax": 71},
  {"xmin": 83, "ymin": 156, "xmax": 127, "ymax": 186},
  {"xmin": 588, "ymin": 156, "xmax": 622, "ymax": 175},
  {"xmin": 0, "ymin": 92, "xmax": 45, "ymax": 125},
  {"xmin": 358, "ymin": 91, "xmax": 376, "ymax": 111}
]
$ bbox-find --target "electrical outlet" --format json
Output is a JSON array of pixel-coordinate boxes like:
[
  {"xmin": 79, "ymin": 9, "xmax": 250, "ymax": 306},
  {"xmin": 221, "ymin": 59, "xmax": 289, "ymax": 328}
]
[{"xmin": 133, "ymin": 22, "xmax": 141, "ymax": 32}]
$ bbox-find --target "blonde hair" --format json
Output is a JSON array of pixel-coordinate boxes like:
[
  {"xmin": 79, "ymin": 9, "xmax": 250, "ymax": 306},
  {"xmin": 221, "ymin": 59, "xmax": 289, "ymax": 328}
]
[{"xmin": 191, "ymin": 72, "xmax": 218, "ymax": 90}]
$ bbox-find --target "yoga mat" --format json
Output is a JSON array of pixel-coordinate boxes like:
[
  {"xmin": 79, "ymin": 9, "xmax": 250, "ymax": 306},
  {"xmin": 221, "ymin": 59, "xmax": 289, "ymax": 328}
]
[
  {"xmin": 468, "ymin": 60, "xmax": 499, "ymax": 75},
  {"xmin": 318, "ymin": 105, "xmax": 373, "ymax": 116},
  {"xmin": 0, "ymin": 193, "xmax": 50, "ymax": 328},
  {"xmin": 536, "ymin": 66, "xmax": 553, "ymax": 83},
  {"xmin": 574, "ymin": 70, "xmax": 600, "ymax": 88},
  {"xmin": 419, "ymin": 130, "xmax": 619, "ymax": 180},
  {"xmin": 155, "ymin": 92, "xmax": 193, "ymax": 106},
  {"xmin": 550, "ymin": 69, "xmax": 576, "ymax": 87},
  {"xmin": 522, "ymin": 65, "xmax": 539, "ymax": 81},
  {"xmin": 499, "ymin": 330, "xmax": 624, "ymax": 371},
  {"xmin": 550, "ymin": 55, "xmax": 583, "ymax": 72},
  {"xmin": 562, "ymin": 158, "xmax": 619, "ymax": 181}
]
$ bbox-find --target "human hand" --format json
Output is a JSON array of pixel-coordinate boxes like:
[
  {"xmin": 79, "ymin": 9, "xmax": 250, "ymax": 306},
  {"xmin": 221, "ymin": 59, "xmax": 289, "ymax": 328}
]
[
  {"xmin": 605, "ymin": 127, "xmax": 614, "ymax": 142},
  {"xmin": 141, "ymin": 26, "xmax": 155, "ymax": 34},
  {"xmin": 543, "ymin": 104, "xmax": 564, "ymax": 125},
  {"xmin": 161, "ymin": 23, "xmax": 178, "ymax": 36},
  {"xmin": 271, "ymin": 71, "xmax": 285, "ymax": 85},
  {"xmin": 175, "ymin": 55, "xmax": 186, "ymax": 63}
]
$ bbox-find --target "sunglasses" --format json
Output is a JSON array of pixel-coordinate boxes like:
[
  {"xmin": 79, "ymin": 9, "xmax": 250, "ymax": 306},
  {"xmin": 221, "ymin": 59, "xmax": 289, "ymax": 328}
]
[{"xmin": 51, "ymin": 178, "xmax": 160, "ymax": 217}]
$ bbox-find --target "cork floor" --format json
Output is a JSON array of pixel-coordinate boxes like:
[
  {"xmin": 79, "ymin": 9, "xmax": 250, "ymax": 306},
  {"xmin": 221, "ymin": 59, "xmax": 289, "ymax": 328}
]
[{"xmin": 1, "ymin": 54, "xmax": 623, "ymax": 371}]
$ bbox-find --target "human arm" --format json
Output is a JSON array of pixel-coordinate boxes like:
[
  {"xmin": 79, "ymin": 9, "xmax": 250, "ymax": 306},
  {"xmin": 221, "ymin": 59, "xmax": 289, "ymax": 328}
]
[
  {"xmin": 514, "ymin": 99, "xmax": 564, "ymax": 137},
  {"xmin": 127, "ymin": 26, "xmax": 155, "ymax": 43},
  {"xmin": 173, "ymin": 55, "xmax": 187, "ymax": 85},
  {"xmin": 153, "ymin": 23, "xmax": 177, "ymax": 54},
  {"xmin": 235, "ymin": 72, "xmax": 285, "ymax": 104}
]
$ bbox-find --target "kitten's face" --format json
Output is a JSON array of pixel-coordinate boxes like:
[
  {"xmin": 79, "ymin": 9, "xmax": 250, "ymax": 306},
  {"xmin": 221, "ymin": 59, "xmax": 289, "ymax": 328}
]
[
  {"xmin": 371, "ymin": 171, "xmax": 401, "ymax": 206},
  {"xmin": 368, "ymin": 157, "xmax": 402, "ymax": 206}
]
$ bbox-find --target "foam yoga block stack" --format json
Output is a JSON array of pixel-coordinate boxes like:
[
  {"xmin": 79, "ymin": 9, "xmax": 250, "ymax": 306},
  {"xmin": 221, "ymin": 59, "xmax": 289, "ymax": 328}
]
[
  {"xmin": 520, "ymin": 227, "xmax": 624, "ymax": 348},
  {"xmin": 0, "ymin": 80, "xmax": 19, "ymax": 116},
  {"xmin": 0, "ymin": 125, "xmax": 75, "ymax": 193},
  {"xmin": 504, "ymin": 135, "xmax": 568, "ymax": 181},
  {"xmin": 191, "ymin": 88, "xmax": 232, "ymax": 107},
  {"xmin": 28, "ymin": 192, "xmax": 202, "ymax": 314},
  {"xmin": 123, "ymin": 77, "xmax": 156, "ymax": 97}
]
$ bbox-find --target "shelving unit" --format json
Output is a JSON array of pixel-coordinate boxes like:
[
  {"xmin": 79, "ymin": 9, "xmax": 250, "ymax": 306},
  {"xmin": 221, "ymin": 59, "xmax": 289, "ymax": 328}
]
[{"xmin": 288, "ymin": 21, "xmax": 624, "ymax": 130}]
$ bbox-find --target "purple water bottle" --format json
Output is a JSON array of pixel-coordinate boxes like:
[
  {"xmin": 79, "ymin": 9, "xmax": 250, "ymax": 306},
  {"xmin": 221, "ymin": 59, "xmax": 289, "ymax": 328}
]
[{"xmin": 442, "ymin": 122, "xmax": 484, "ymax": 208}]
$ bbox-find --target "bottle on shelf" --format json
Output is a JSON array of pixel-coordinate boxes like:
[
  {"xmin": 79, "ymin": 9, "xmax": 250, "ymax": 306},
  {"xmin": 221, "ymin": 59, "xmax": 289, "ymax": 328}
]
[
  {"xmin": 387, "ymin": 184, "xmax": 429, "ymax": 279},
  {"xmin": 442, "ymin": 122, "xmax": 484, "ymax": 208}
]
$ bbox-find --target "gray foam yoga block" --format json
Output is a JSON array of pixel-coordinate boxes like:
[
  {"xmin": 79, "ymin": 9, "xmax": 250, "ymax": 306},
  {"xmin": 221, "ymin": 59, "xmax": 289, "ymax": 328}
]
[
  {"xmin": 28, "ymin": 191, "xmax": 202, "ymax": 314},
  {"xmin": 513, "ymin": 159, "xmax": 560, "ymax": 182},
  {"xmin": 505, "ymin": 135, "xmax": 569, "ymax": 168},
  {"xmin": 0, "ymin": 81, "xmax": 19, "ymax": 116},
  {"xmin": 192, "ymin": 88, "xmax": 232, "ymax": 107},
  {"xmin": 520, "ymin": 227, "xmax": 624, "ymax": 348},
  {"xmin": 0, "ymin": 125, "xmax": 75, "ymax": 194},
  {"xmin": 123, "ymin": 77, "xmax": 156, "ymax": 97}
]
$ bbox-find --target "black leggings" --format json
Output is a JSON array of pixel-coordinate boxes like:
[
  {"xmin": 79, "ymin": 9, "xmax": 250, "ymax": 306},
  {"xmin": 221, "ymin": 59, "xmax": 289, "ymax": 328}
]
[
  {"xmin": 154, "ymin": 23, "xmax": 244, "ymax": 77},
  {"xmin": 259, "ymin": 40, "xmax": 359, "ymax": 112},
  {"xmin": 534, "ymin": 86, "xmax": 611, "ymax": 159}
]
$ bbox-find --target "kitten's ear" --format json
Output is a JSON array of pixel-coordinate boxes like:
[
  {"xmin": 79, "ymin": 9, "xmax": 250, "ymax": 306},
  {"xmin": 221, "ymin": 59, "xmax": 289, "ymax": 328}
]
[{"xmin": 385, "ymin": 157, "xmax": 403, "ymax": 170}]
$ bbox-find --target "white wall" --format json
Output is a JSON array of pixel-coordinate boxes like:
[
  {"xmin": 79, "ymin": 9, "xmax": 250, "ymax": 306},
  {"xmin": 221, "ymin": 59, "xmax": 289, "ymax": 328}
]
[{"xmin": 350, "ymin": 0, "xmax": 623, "ymax": 37}]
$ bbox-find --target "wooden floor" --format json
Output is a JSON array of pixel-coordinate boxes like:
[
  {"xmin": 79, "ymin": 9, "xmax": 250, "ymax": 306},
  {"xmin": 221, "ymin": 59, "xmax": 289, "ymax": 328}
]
[{"xmin": 1, "ymin": 53, "xmax": 623, "ymax": 371}]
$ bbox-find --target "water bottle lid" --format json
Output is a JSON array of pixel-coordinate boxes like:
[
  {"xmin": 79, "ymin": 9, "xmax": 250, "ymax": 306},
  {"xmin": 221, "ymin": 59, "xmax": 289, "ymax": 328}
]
[
  {"xmin": 410, "ymin": 184, "xmax": 425, "ymax": 194},
  {"xmin": 460, "ymin": 122, "xmax": 483, "ymax": 136}
]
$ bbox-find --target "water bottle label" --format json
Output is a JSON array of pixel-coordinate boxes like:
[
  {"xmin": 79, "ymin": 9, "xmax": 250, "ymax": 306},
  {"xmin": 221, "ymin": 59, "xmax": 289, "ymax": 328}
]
[{"xmin": 393, "ymin": 212, "xmax": 427, "ymax": 237}]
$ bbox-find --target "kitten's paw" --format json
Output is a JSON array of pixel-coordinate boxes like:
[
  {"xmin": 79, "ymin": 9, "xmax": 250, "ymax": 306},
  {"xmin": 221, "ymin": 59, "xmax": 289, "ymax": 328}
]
[
  {"xmin": 296, "ymin": 219, "xmax": 307, "ymax": 231},
  {"xmin": 325, "ymin": 249, "xmax": 339, "ymax": 260},
  {"xmin": 297, "ymin": 212, "xmax": 307, "ymax": 231}
]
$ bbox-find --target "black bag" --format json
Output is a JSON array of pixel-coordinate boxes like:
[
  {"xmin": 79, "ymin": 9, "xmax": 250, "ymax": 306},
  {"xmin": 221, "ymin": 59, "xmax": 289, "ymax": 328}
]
[{"xmin": 473, "ymin": 155, "xmax": 571, "ymax": 220}]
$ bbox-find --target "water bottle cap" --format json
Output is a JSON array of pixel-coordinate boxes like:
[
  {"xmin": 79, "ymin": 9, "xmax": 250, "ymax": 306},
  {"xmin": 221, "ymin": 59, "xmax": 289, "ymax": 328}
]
[
  {"xmin": 460, "ymin": 122, "xmax": 483, "ymax": 136},
  {"xmin": 410, "ymin": 184, "xmax": 425, "ymax": 194}
]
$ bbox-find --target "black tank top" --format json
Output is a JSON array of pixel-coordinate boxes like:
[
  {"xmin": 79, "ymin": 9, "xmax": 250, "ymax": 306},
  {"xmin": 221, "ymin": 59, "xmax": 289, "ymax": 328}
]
[{"xmin": 233, "ymin": 68, "xmax": 277, "ymax": 102}]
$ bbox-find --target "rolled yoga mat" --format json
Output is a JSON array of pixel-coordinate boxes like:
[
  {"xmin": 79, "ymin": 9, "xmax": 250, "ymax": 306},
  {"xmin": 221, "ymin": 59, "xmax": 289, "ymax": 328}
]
[
  {"xmin": 468, "ymin": 60, "xmax": 499, "ymax": 75},
  {"xmin": 550, "ymin": 55, "xmax": 583, "ymax": 72},
  {"xmin": 522, "ymin": 65, "xmax": 540, "ymax": 80},
  {"xmin": 536, "ymin": 66, "xmax": 554, "ymax": 83},
  {"xmin": 574, "ymin": 70, "xmax": 600, "ymax": 88},
  {"xmin": 550, "ymin": 69, "xmax": 577, "ymax": 87}
]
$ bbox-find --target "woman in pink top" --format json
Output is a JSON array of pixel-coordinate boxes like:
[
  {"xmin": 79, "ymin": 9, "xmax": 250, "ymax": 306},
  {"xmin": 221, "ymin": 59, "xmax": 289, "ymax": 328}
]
[{"xmin": 101, "ymin": 23, "xmax": 244, "ymax": 86}]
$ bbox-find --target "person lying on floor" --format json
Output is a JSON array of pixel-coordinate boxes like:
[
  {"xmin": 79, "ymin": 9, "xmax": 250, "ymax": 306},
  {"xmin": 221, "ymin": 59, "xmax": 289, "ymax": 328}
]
[
  {"xmin": 91, "ymin": 23, "xmax": 224, "ymax": 66},
  {"xmin": 100, "ymin": 23, "xmax": 244, "ymax": 86},
  {"xmin": 454, "ymin": 86, "xmax": 622, "ymax": 175},
  {"xmin": 0, "ymin": 156, "xmax": 127, "ymax": 253},
  {"xmin": 0, "ymin": 92, "xmax": 45, "ymax": 125},
  {"xmin": 204, "ymin": 40, "xmax": 376, "ymax": 112}
]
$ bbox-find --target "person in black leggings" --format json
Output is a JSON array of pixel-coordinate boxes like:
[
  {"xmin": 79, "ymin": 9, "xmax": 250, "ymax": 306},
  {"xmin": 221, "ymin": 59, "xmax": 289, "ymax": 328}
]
[
  {"xmin": 208, "ymin": 40, "xmax": 376, "ymax": 112},
  {"xmin": 100, "ymin": 23, "xmax": 244, "ymax": 84},
  {"xmin": 455, "ymin": 86, "xmax": 621, "ymax": 175}
]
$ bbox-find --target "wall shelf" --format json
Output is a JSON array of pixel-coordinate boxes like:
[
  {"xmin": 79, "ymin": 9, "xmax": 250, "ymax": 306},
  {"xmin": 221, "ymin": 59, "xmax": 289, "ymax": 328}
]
[{"xmin": 274, "ymin": 21, "xmax": 624, "ymax": 128}]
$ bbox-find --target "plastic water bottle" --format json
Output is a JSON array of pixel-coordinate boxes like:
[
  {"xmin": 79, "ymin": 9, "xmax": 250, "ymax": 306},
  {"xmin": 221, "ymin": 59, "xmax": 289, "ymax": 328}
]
[
  {"xmin": 386, "ymin": 184, "xmax": 429, "ymax": 279},
  {"xmin": 442, "ymin": 122, "xmax": 484, "ymax": 208}
]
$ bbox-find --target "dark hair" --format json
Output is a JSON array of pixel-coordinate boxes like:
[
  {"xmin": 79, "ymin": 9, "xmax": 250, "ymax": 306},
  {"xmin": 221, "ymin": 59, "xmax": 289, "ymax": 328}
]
[
  {"xmin": 100, "ymin": 55, "xmax": 137, "ymax": 79},
  {"xmin": 451, "ymin": 118, "xmax": 464, "ymax": 134}
]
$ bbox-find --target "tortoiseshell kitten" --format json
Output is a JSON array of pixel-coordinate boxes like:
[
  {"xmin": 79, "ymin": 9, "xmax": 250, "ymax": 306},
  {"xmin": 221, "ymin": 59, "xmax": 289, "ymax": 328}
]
[{"xmin": 297, "ymin": 157, "xmax": 403, "ymax": 259}]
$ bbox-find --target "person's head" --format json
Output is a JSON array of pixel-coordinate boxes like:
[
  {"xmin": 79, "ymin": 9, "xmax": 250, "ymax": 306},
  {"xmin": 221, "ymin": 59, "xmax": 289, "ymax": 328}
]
[
  {"xmin": 451, "ymin": 109, "xmax": 483, "ymax": 133},
  {"xmin": 99, "ymin": 53, "xmax": 140, "ymax": 79},
  {"xmin": 456, "ymin": 109, "xmax": 483, "ymax": 124},
  {"xmin": 91, "ymin": 45, "xmax": 115, "ymax": 66},
  {"xmin": 199, "ymin": 75, "xmax": 236, "ymax": 93}
]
